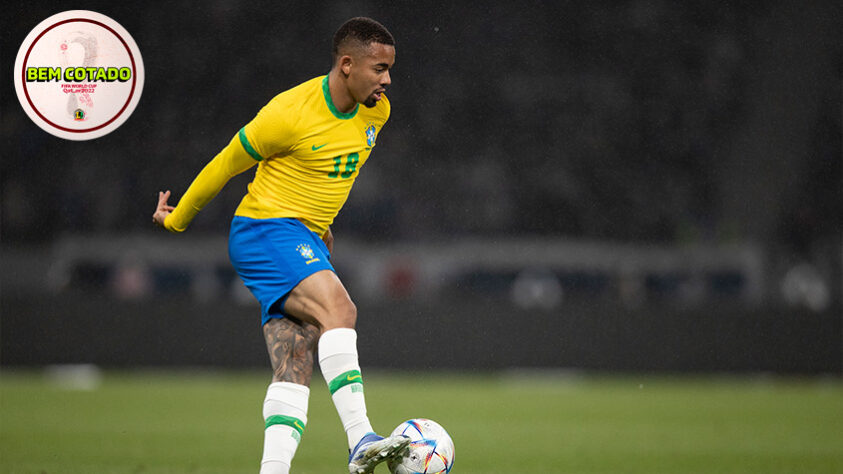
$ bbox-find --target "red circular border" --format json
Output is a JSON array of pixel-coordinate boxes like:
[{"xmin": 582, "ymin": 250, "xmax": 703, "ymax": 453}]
[{"xmin": 21, "ymin": 18, "xmax": 138, "ymax": 133}]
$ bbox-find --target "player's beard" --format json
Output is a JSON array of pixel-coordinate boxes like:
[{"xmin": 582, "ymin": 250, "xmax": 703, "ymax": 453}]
[{"xmin": 362, "ymin": 96, "xmax": 378, "ymax": 108}]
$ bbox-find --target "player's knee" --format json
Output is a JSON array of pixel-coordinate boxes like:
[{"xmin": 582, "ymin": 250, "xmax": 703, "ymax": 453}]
[
  {"xmin": 335, "ymin": 298, "xmax": 357, "ymax": 329},
  {"xmin": 322, "ymin": 297, "xmax": 356, "ymax": 330}
]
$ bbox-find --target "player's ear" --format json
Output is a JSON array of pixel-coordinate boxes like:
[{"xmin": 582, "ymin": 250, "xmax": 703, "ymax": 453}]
[{"xmin": 340, "ymin": 55, "xmax": 353, "ymax": 76}]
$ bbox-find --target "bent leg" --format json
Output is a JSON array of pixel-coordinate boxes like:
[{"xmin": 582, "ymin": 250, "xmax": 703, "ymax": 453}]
[{"xmin": 282, "ymin": 270, "xmax": 375, "ymax": 452}]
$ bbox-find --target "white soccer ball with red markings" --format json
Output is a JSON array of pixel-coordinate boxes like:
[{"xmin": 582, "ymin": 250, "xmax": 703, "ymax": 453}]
[{"xmin": 388, "ymin": 418, "xmax": 455, "ymax": 474}]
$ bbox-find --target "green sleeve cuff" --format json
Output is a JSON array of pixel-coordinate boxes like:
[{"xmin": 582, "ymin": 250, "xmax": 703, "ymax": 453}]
[{"xmin": 238, "ymin": 127, "xmax": 264, "ymax": 162}]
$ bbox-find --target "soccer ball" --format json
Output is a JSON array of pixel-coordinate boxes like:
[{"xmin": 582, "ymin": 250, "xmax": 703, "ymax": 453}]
[{"xmin": 388, "ymin": 418, "xmax": 455, "ymax": 474}]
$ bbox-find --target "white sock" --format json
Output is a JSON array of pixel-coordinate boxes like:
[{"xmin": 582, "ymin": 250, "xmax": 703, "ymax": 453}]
[
  {"xmin": 260, "ymin": 382, "xmax": 309, "ymax": 474},
  {"xmin": 319, "ymin": 328, "xmax": 374, "ymax": 450}
]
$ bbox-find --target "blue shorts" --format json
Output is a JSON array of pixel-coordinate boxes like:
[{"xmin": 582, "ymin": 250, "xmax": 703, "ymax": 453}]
[{"xmin": 228, "ymin": 216, "xmax": 334, "ymax": 325}]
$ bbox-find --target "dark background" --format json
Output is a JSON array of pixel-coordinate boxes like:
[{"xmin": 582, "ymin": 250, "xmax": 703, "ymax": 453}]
[{"xmin": 2, "ymin": 0, "xmax": 840, "ymax": 373}]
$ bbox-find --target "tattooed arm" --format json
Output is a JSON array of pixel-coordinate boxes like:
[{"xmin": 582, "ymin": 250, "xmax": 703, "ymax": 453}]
[{"xmin": 263, "ymin": 317, "xmax": 320, "ymax": 385}]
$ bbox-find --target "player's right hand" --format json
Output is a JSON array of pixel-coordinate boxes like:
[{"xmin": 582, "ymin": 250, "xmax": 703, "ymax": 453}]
[{"xmin": 152, "ymin": 190, "xmax": 175, "ymax": 229}]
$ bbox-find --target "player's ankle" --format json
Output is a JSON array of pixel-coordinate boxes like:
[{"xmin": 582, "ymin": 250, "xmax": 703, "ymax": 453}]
[
  {"xmin": 259, "ymin": 460, "xmax": 290, "ymax": 474},
  {"xmin": 347, "ymin": 424, "xmax": 377, "ymax": 451}
]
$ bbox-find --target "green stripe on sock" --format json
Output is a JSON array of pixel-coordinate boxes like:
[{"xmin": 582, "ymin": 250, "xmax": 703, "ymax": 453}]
[
  {"xmin": 265, "ymin": 415, "xmax": 305, "ymax": 438},
  {"xmin": 238, "ymin": 127, "xmax": 263, "ymax": 161},
  {"xmin": 328, "ymin": 369, "xmax": 363, "ymax": 395}
]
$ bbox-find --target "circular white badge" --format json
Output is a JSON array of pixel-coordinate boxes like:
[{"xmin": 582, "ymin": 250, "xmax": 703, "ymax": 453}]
[{"xmin": 14, "ymin": 10, "xmax": 144, "ymax": 141}]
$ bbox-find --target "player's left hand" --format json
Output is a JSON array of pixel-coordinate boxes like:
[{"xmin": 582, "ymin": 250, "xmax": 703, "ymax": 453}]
[
  {"xmin": 152, "ymin": 190, "xmax": 175, "ymax": 228},
  {"xmin": 322, "ymin": 226, "xmax": 334, "ymax": 254}
]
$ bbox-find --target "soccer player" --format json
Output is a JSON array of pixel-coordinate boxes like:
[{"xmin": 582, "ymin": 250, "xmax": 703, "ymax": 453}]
[{"xmin": 151, "ymin": 17, "xmax": 407, "ymax": 474}]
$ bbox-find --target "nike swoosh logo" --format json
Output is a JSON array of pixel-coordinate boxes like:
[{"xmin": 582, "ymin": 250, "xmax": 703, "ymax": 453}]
[
  {"xmin": 347, "ymin": 374, "xmax": 362, "ymax": 382},
  {"xmin": 312, "ymin": 143, "xmax": 327, "ymax": 151}
]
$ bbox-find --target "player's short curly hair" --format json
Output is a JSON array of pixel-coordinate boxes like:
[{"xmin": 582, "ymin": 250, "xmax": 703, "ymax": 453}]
[{"xmin": 332, "ymin": 17, "xmax": 394, "ymax": 60}]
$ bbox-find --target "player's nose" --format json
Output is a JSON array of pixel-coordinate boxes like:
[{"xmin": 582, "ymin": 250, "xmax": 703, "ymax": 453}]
[{"xmin": 381, "ymin": 71, "xmax": 391, "ymax": 86}]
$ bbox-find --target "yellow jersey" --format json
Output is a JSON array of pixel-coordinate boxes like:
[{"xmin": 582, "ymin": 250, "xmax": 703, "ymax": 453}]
[{"xmin": 163, "ymin": 75, "xmax": 390, "ymax": 235}]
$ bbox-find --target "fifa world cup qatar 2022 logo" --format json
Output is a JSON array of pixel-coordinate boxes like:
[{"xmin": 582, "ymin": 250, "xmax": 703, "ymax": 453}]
[{"xmin": 14, "ymin": 10, "xmax": 144, "ymax": 140}]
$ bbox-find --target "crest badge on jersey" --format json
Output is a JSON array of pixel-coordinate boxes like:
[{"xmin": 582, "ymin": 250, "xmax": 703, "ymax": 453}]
[
  {"xmin": 296, "ymin": 243, "xmax": 319, "ymax": 264},
  {"xmin": 365, "ymin": 123, "xmax": 376, "ymax": 147}
]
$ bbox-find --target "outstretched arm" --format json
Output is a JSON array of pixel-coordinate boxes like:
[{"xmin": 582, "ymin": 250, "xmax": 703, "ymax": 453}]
[{"xmin": 152, "ymin": 134, "xmax": 258, "ymax": 232}]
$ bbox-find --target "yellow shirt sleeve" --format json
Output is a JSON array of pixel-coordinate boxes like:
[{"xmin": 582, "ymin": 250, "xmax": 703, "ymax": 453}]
[
  {"xmin": 239, "ymin": 93, "xmax": 299, "ymax": 160},
  {"xmin": 163, "ymin": 134, "xmax": 258, "ymax": 233}
]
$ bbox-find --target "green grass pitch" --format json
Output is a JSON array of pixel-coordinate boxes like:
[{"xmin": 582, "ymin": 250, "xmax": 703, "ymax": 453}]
[{"xmin": 1, "ymin": 370, "xmax": 842, "ymax": 473}]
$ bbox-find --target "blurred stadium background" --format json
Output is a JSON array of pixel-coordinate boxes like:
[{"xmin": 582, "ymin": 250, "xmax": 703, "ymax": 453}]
[{"xmin": 2, "ymin": 1, "xmax": 841, "ymax": 473}]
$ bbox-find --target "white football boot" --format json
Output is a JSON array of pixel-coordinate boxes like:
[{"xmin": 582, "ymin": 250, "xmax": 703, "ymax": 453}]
[{"xmin": 348, "ymin": 432, "xmax": 411, "ymax": 474}]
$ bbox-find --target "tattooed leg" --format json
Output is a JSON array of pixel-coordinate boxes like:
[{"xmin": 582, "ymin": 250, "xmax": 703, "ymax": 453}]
[
  {"xmin": 263, "ymin": 317, "xmax": 320, "ymax": 385},
  {"xmin": 260, "ymin": 317, "xmax": 318, "ymax": 473}
]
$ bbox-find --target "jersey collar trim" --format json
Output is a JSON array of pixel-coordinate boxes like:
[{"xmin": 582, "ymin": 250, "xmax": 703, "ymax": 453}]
[{"xmin": 322, "ymin": 75, "xmax": 358, "ymax": 120}]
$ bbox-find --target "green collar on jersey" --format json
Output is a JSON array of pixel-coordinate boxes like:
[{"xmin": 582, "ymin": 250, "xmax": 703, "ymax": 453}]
[{"xmin": 322, "ymin": 75, "xmax": 358, "ymax": 120}]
